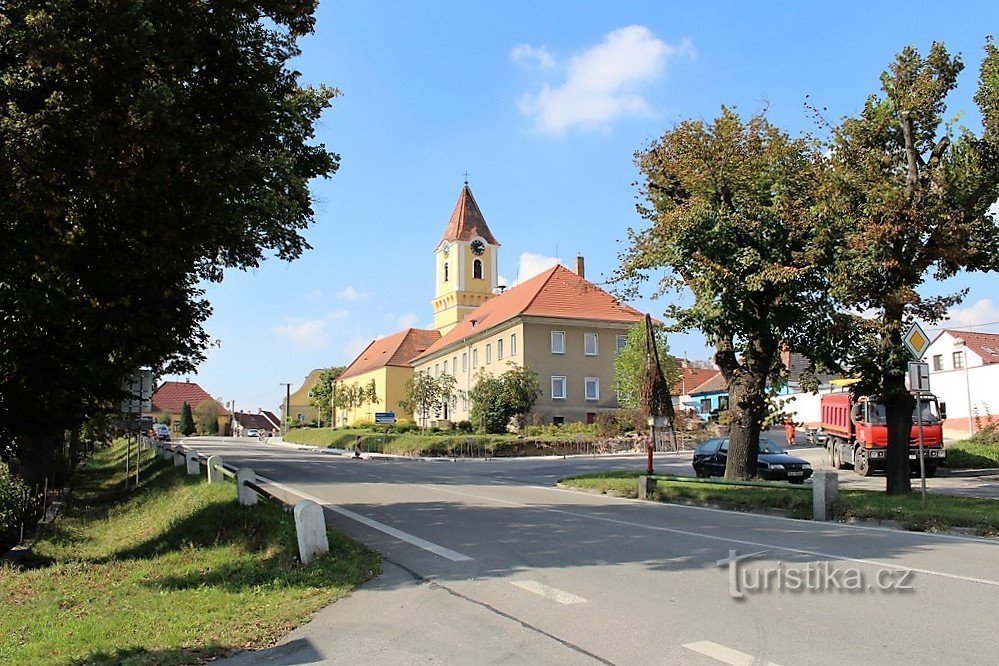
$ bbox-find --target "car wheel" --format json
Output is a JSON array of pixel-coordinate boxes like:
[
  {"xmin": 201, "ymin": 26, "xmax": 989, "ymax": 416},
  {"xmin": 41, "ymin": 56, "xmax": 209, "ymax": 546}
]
[
  {"xmin": 855, "ymin": 448, "xmax": 874, "ymax": 477},
  {"xmin": 694, "ymin": 466, "xmax": 709, "ymax": 478}
]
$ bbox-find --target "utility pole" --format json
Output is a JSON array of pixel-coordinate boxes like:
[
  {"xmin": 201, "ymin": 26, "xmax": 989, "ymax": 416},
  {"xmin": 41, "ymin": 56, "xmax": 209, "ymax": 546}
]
[{"xmin": 280, "ymin": 383, "xmax": 292, "ymax": 436}]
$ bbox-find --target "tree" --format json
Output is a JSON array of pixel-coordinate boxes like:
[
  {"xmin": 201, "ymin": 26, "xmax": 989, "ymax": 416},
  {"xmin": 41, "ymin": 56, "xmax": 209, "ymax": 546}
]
[
  {"xmin": 193, "ymin": 400, "xmax": 221, "ymax": 435},
  {"xmin": 311, "ymin": 366, "xmax": 346, "ymax": 427},
  {"xmin": 615, "ymin": 323, "xmax": 677, "ymax": 409},
  {"xmin": 400, "ymin": 372, "xmax": 444, "ymax": 432},
  {"xmin": 469, "ymin": 364, "xmax": 542, "ymax": 434},
  {"xmin": 179, "ymin": 402, "xmax": 195, "ymax": 437},
  {"xmin": 819, "ymin": 41, "xmax": 999, "ymax": 494},
  {"xmin": 0, "ymin": 0, "xmax": 338, "ymax": 485},
  {"xmin": 616, "ymin": 108, "xmax": 831, "ymax": 480}
]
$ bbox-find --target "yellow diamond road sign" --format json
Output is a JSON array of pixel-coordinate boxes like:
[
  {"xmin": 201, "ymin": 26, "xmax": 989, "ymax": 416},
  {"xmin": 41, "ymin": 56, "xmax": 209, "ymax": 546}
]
[{"xmin": 903, "ymin": 322, "xmax": 931, "ymax": 360}]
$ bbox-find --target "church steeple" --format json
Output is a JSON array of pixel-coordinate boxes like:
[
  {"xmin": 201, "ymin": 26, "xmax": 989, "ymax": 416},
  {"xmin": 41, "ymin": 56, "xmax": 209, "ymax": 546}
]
[{"xmin": 432, "ymin": 184, "xmax": 500, "ymax": 334}]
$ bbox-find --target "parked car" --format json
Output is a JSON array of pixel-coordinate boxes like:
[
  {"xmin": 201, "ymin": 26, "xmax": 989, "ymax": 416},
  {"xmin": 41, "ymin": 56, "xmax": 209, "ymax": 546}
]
[
  {"xmin": 692, "ymin": 437, "xmax": 813, "ymax": 483},
  {"xmin": 244, "ymin": 428, "xmax": 259, "ymax": 438},
  {"xmin": 152, "ymin": 423, "xmax": 171, "ymax": 442}
]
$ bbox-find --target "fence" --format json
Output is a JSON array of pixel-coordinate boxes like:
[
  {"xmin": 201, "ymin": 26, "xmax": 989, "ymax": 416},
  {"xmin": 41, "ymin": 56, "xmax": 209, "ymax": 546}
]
[{"xmin": 147, "ymin": 438, "xmax": 330, "ymax": 564}]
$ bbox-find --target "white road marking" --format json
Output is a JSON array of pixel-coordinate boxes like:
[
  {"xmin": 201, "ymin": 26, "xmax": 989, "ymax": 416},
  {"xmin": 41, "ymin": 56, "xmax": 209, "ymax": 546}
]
[
  {"xmin": 414, "ymin": 484, "xmax": 999, "ymax": 588},
  {"xmin": 683, "ymin": 641, "xmax": 782, "ymax": 666},
  {"xmin": 256, "ymin": 475, "xmax": 473, "ymax": 562},
  {"xmin": 510, "ymin": 580, "xmax": 587, "ymax": 605}
]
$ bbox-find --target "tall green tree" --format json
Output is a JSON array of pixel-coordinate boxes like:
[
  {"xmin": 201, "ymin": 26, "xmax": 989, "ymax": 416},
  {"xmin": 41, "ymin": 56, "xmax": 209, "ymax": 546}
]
[
  {"xmin": 311, "ymin": 366, "xmax": 346, "ymax": 427},
  {"xmin": 400, "ymin": 372, "xmax": 449, "ymax": 432},
  {"xmin": 0, "ymin": 0, "xmax": 338, "ymax": 485},
  {"xmin": 819, "ymin": 41, "xmax": 999, "ymax": 494},
  {"xmin": 469, "ymin": 364, "xmax": 542, "ymax": 434},
  {"xmin": 616, "ymin": 108, "xmax": 831, "ymax": 480},
  {"xmin": 614, "ymin": 323, "xmax": 677, "ymax": 410},
  {"xmin": 178, "ymin": 402, "xmax": 195, "ymax": 437},
  {"xmin": 193, "ymin": 400, "xmax": 221, "ymax": 435}
]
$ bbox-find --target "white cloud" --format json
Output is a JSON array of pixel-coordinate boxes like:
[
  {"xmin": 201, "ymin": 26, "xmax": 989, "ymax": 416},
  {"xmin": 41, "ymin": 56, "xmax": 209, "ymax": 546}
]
[
  {"xmin": 939, "ymin": 299, "xmax": 999, "ymax": 332},
  {"xmin": 516, "ymin": 26, "xmax": 693, "ymax": 135},
  {"xmin": 274, "ymin": 319, "xmax": 329, "ymax": 350},
  {"xmin": 344, "ymin": 336, "xmax": 370, "ymax": 359},
  {"xmin": 396, "ymin": 313, "xmax": 419, "ymax": 329},
  {"xmin": 510, "ymin": 43, "xmax": 555, "ymax": 70},
  {"xmin": 336, "ymin": 286, "xmax": 369, "ymax": 301},
  {"xmin": 517, "ymin": 252, "xmax": 560, "ymax": 284}
]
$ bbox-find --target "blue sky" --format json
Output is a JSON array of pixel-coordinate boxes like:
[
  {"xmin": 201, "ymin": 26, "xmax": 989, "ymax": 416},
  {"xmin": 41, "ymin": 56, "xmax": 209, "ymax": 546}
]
[{"xmin": 167, "ymin": 1, "xmax": 999, "ymax": 413}]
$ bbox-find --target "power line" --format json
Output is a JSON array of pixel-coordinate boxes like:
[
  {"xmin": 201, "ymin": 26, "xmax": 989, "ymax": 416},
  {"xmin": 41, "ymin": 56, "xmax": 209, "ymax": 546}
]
[{"xmin": 926, "ymin": 319, "xmax": 999, "ymax": 332}]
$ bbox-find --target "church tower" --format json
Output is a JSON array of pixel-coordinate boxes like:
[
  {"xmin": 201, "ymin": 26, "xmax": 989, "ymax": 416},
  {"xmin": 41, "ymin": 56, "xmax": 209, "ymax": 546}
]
[{"xmin": 432, "ymin": 184, "xmax": 500, "ymax": 334}]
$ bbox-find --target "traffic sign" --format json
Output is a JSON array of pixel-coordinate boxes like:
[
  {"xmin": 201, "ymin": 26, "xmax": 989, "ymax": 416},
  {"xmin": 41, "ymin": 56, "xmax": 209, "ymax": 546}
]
[
  {"xmin": 902, "ymin": 322, "xmax": 931, "ymax": 360},
  {"xmin": 374, "ymin": 412, "xmax": 397, "ymax": 424},
  {"xmin": 907, "ymin": 361, "xmax": 931, "ymax": 393}
]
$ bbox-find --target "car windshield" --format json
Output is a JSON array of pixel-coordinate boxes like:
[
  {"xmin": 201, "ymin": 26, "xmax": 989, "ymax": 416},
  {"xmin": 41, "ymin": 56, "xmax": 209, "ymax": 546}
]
[
  {"xmin": 913, "ymin": 401, "xmax": 941, "ymax": 424},
  {"xmin": 758, "ymin": 439, "xmax": 784, "ymax": 454}
]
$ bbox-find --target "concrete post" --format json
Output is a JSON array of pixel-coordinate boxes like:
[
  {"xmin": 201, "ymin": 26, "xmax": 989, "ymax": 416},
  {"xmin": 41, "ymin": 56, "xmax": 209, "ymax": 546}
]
[
  {"xmin": 173, "ymin": 450, "xmax": 185, "ymax": 467},
  {"xmin": 236, "ymin": 468, "xmax": 258, "ymax": 506},
  {"xmin": 812, "ymin": 470, "xmax": 838, "ymax": 521},
  {"xmin": 155, "ymin": 442, "xmax": 162, "ymax": 457},
  {"xmin": 161, "ymin": 446, "xmax": 173, "ymax": 461},
  {"xmin": 186, "ymin": 452, "xmax": 200, "ymax": 475},
  {"xmin": 206, "ymin": 455, "xmax": 224, "ymax": 484},
  {"xmin": 293, "ymin": 500, "xmax": 329, "ymax": 564},
  {"xmin": 637, "ymin": 475, "xmax": 657, "ymax": 500}
]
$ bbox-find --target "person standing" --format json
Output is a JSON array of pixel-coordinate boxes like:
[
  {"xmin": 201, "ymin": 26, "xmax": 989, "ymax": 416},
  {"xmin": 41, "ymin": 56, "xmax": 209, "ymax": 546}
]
[
  {"xmin": 784, "ymin": 418, "xmax": 797, "ymax": 448},
  {"xmin": 353, "ymin": 435, "xmax": 362, "ymax": 459}
]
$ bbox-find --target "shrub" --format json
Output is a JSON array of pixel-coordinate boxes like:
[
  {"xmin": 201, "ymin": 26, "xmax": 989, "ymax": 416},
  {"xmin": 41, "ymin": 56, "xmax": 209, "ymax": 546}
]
[
  {"xmin": 390, "ymin": 420, "xmax": 419, "ymax": 434},
  {"xmin": 0, "ymin": 462, "xmax": 34, "ymax": 553},
  {"xmin": 594, "ymin": 411, "xmax": 622, "ymax": 437},
  {"xmin": 454, "ymin": 420, "xmax": 473, "ymax": 433}
]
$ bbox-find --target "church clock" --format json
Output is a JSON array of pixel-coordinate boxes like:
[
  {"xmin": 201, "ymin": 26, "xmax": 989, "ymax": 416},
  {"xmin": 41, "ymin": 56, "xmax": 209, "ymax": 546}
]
[{"xmin": 470, "ymin": 239, "xmax": 485, "ymax": 256}]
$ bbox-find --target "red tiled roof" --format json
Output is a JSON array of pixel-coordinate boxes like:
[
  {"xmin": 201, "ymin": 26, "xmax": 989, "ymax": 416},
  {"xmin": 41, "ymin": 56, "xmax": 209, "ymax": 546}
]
[
  {"xmin": 689, "ymin": 371, "xmax": 727, "ymax": 395},
  {"xmin": 674, "ymin": 366, "xmax": 720, "ymax": 396},
  {"xmin": 440, "ymin": 184, "xmax": 499, "ymax": 246},
  {"xmin": 150, "ymin": 381, "xmax": 230, "ymax": 415},
  {"xmin": 945, "ymin": 329, "xmax": 999, "ymax": 365},
  {"xmin": 413, "ymin": 265, "xmax": 646, "ymax": 361},
  {"xmin": 233, "ymin": 412, "xmax": 278, "ymax": 431},
  {"xmin": 339, "ymin": 328, "xmax": 442, "ymax": 380}
]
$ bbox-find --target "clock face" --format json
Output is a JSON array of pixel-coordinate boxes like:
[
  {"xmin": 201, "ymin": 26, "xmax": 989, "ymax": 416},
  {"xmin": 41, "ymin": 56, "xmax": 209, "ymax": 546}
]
[{"xmin": 471, "ymin": 240, "xmax": 485, "ymax": 256}]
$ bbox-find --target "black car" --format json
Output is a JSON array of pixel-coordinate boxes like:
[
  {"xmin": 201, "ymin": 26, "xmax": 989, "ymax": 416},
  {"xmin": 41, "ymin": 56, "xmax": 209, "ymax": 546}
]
[{"xmin": 692, "ymin": 437, "xmax": 813, "ymax": 484}]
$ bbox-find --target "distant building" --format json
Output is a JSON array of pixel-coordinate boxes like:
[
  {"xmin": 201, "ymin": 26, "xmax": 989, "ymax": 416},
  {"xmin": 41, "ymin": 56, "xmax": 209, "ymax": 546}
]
[
  {"xmin": 923, "ymin": 329, "xmax": 999, "ymax": 435},
  {"xmin": 285, "ymin": 369, "xmax": 323, "ymax": 426},
  {"xmin": 232, "ymin": 410, "xmax": 281, "ymax": 436},
  {"xmin": 150, "ymin": 380, "xmax": 231, "ymax": 434}
]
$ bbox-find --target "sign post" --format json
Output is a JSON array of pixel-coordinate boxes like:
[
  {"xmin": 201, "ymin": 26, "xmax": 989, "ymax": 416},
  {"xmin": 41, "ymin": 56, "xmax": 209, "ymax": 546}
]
[{"xmin": 903, "ymin": 322, "xmax": 932, "ymax": 509}]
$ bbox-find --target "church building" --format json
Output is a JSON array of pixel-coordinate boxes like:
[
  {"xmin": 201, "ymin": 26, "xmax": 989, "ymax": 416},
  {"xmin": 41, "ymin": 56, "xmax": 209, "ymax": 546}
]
[{"xmin": 335, "ymin": 183, "xmax": 647, "ymax": 426}]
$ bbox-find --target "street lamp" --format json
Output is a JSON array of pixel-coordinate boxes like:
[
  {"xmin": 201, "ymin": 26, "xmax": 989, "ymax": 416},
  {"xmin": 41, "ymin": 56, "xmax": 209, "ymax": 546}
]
[{"xmin": 953, "ymin": 337, "xmax": 974, "ymax": 436}]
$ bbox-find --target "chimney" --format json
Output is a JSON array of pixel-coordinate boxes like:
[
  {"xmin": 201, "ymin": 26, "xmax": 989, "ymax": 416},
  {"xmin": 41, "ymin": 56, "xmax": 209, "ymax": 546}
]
[{"xmin": 574, "ymin": 255, "xmax": 585, "ymax": 279}]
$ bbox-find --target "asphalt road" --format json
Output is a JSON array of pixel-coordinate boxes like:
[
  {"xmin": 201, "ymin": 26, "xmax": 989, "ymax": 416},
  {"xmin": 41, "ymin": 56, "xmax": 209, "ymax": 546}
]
[{"xmin": 183, "ymin": 437, "xmax": 999, "ymax": 665}]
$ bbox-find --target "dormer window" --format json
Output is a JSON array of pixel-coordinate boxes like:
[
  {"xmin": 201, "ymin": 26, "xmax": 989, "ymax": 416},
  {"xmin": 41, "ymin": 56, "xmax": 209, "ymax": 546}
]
[{"xmin": 473, "ymin": 259, "xmax": 483, "ymax": 279}]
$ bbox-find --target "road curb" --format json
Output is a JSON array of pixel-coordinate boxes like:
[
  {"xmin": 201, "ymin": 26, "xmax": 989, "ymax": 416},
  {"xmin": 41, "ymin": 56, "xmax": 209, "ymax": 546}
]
[{"xmin": 937, "ymin": 467, "xmax": 999, "ymax": 478}]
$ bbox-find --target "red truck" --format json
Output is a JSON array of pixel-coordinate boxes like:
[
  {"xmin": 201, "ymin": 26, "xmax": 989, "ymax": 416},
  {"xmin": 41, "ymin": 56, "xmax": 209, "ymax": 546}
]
[{"xmin": 820, "ymin": 392, "xmax": 946, "ymax": 477}]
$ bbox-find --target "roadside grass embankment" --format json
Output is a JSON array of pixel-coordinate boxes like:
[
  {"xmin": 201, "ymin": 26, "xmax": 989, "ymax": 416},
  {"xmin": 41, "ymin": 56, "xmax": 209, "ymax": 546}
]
[
  {"xmin": 945, "ymin": 425, "xmax": 999, "ymax": 468},
  {"xmin": 0, "ymin": 439, "xmax": 379, "ymax": 665},
  {"xmin": 559, "ymin": 471, "xmax": 999, "ymax": 536}
]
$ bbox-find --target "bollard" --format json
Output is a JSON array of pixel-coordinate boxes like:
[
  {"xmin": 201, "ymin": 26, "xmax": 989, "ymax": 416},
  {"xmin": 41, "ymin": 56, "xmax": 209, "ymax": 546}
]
[
  {"xmin": 161, "ymin": 446, "xmax": 173, "ymax": 461},
  {"xmin": 206, "ymin": 455, "xmax": 224, "ymax": 484},
  {"xmin": 186, "ymin": 452, "xmax": 200, "ymax": 475},
  {"xmin": 637, "ymin": 475, "xmax": 657, "ymax": 500},
  {"xmin": 155, "ymin": 442, "xmax": 162, "ymax": 456},
  {"xmin": 812, "ymin": 470, "xmax": 838, "ymax": 521},
  {"xmin": 236, "ymin": 468, "xmax": 258, "ymax": 506},
  {"xmin": 293, "ymin": 500, "xmax": 330, "ymax": 564},
  {"xmin": 173, "ymin": 450, "xmax": 185, "ymax": 467}
]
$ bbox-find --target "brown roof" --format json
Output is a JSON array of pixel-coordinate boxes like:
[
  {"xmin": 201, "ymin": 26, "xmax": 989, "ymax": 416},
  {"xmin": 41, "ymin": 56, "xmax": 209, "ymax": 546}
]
[
  {"xmin": 944, "ymin": 329, "xmax": 999, "ymax": 365},
  {"xmin": 689, "ymin": 371, "xmax": 727, "ymax": 395},
  {"xmin": 440, "ymin": 184, "xmax": 499, "ymax": 246},
  {"xmin": 413, "ymin": 265, "xmax": 646, "ymax": 361},
  {"xmin": 339, "ymin": 328, "xmax": 442, "ymax": 380},
  {"xmin": 233, "ymin": 411, "xmax": 279, "ymax": 431},
  {"xmin": 674, "ymin": 366, "xmax": 720, "ymax": 396},
  {"xmin": 150, "ymin": 381, "xmax": 230, "ymax": 415}
]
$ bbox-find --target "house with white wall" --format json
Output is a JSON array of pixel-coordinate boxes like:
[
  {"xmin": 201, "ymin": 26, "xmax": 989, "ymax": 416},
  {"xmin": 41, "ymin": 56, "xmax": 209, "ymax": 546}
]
[{"xmin": 922, "ymin": 329, "xmax": 999, "ymax": 437}]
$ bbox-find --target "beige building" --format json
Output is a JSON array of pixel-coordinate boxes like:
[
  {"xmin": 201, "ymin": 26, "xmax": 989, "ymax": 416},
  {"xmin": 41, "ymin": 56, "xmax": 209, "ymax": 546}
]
[{"xmin": 285, "ymin": 369, "xmax": 323, "ymax": 426}]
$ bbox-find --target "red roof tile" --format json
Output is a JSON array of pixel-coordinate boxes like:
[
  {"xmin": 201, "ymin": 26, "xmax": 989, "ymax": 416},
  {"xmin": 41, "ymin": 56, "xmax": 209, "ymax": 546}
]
[
  {"xmin": 688, "ymin": 371, "xmax": 727, "ymax": 395},
  {"xmin": 440, "ymin": 185, "xmax": 499, "ymax": 246},
  {"xmin": 413, "ymin": 265, "xmax": 646, "ymax": 361},
  {"xmin": 339, "ymin": 328, "xmax": 442, "ymax": 380},
  {"xmin": 151, "ymin": 381, "xmax": 229, "ymax": 415},
  {"xmin": 945, "ymin": 329, "xmax": 999, "ymax": 365}
]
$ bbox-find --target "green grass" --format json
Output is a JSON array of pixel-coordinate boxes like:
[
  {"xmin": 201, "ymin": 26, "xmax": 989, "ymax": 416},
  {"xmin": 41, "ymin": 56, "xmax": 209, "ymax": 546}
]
[
  {"xmin": 945, "ymin": 424, "xmax": 999, "ymax": 468},
  {"xmin": 0, "ymin": 439, "xmax": 380, "ymax": 665},
  {"xmin": 559, "ymin": 471, "xmax": 999, "ymax": 536}
]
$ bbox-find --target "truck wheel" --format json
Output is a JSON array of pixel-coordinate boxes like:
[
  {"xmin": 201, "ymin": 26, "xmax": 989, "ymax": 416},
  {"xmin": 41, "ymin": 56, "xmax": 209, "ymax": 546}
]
[
  {"xmin": 855, "ymin": 448, "xmax": 874, "ymax": 477},
  {"xmin": 829, "ymin": 443, "xmax": 837, "ymax": 468}
]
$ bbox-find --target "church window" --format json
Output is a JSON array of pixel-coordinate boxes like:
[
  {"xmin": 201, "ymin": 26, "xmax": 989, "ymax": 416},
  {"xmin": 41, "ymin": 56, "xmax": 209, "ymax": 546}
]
[
  {"xmin": 473, "ymin": 259, "xmax": 483, "ymax": 279},
  {"xmin": 444, "ymin": 262, "xmax": 449, "ymax": 282}
]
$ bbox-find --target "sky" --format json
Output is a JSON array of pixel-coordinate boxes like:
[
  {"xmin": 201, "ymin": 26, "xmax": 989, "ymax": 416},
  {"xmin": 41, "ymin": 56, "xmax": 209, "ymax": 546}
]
[{"xmin": 165, "ymin": 1, "xmax": 999, "ymax": 414}]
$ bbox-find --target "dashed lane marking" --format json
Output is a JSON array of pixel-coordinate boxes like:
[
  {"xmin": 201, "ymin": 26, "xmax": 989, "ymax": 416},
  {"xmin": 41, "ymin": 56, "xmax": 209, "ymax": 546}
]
[
  {"xmin": 510, "ymin": 580, "xmax": 587, "ymax": 605},
  {"xmin": 683, "ymin": 641, "xmax": 782, "ymax": 666}
]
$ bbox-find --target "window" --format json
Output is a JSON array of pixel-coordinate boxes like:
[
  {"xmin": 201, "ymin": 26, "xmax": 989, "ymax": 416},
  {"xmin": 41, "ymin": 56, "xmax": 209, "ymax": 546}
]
[
  {"xmin": 462, "ymin": 394, "xmax": 469, "ymax": 410},
  {"xmin": 616, "ymin": 335, "xmax": 628, "ymax": 353},
  {"xmin": 434, "ymin": 364, "xmax": 439, "ymax": 377},
  {"xmin": 462, "ymin": 353, "xmax": 468, "ymax": 371},
  {"xmin": 511, "ymin": 333, "xmax": 517, "ymax": 356},
  {"xmin": 932, "ymin": 354, "xmax": 943, "ymax": 371},
  {"xmin": 497, "ymin": 339, "xmax": 504, "ymax": 360},
  {"xmin": 307, "ymin": 391, "xmax": 313, "ymax": 398},
  {"xmin": 553, "ymin": 416, "xmax": 565, "ymax": 426},
  {"xmin": 443, "ymin": 360, "xmax": 449, "ymax": 374},
  {"xmin": 551, "ymin": 376, "xmax": 567, "ymax": 400},
  {"xmin": 473, "ymin": 349, "xmax": 479, "ymax": 368},
  {"xmin": 444, "ymin": 262, "xmax": 449, "ymax": 282},
  {"xmin": 486, "ymin": 344, "xmax": 492, "ymax": 364},
  {"xmin": 953, "ymin": 351, "xmax": 964, "ymax": 369},
  {"xmin": 551, "ymin": 331, "xmax": 566, "ymax": 354},
  {"xmin": 584, "ymin": 333, "xmax": 598, "ymax": 356},
  {"xmin": 718, "ymin": 395, "xmax": 730, "ymax": 411},
  {"xmin": 453, "ymin": 356, "xmax": 458, "ymax": 374},
  {"xmin": 584, "ymin": 377, "xmax": 600, "ymax": 401},
  {"xmin": 700, "ymin": 398, "xmax": 712, "ymax": 414},
  {"xmin": 473, "ymin": 259, "xmax": 483, "ymax": 279}
]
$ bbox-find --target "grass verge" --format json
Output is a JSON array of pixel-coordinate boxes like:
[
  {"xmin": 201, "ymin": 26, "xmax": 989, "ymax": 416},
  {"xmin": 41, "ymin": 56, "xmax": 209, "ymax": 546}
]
[
  {"xmin": 559, "ymin": 471, "xmax": 999, "ymax": 536},
  {"xmin": 0, "ymin": 439, "xmax": 380, "ymax": 665}
]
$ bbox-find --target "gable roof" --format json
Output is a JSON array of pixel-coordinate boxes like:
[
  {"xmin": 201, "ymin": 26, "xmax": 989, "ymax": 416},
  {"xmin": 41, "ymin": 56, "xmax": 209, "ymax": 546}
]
[
  {"xmin": 689, "ymin": 371, "xmax": 727, "ymax": 396},
  {"xmin": 413, "ymin": 264, "xmax": 646, "ymax": 361},
  {"xmin": 440, "ymin": 184, "xmax": 499, "ymax": 246},
  {"xmin": 339, "ymin": 328, "xmax": 442, "ymax": 381},
  {"xmin": 150, "ymin": 381, "xmax": 229, "ymax": 415},
  {"xmin": 943, "ymin": 329, "xmax": 999, "ymax": 365},
  {"xmin": 233, "ymin": 412, "xmax": 278, "ymax": 431},
  {"xmin": 674, "ymin": 366, "xmax": 720, "ymax": 396}
]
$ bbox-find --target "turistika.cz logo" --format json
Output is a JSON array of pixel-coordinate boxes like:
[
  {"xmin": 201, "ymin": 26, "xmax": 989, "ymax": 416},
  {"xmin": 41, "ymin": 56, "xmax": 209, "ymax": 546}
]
[{"xmin": 717, "ymin": 550, "xmax": 915, "ymax": 599}]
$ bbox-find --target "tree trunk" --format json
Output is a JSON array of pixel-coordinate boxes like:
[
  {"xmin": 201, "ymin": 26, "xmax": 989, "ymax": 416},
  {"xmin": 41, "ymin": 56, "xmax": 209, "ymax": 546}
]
[
  {"xmin": 715, "ymin": 336, "xmax": 773, "ymax": 481},
  {"xmin": 884, "ymin": 379, "xmax": 914, "ymax": 495}
]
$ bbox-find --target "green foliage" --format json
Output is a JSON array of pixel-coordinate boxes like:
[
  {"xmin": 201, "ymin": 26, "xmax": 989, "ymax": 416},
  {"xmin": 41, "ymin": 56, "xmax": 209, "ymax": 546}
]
[
  {"xmin": 614, "ymin": 323, "xmax": 677, "ymax": 409},
  {"xmin": 310, "ymin": 366, "xmax": 346, "ymax": 426},
  {"xmin": 0, "ymin": 462, "xmax": 35, "ymax": 553},
  {"xmin": 155, "ymin": 412, "xmax": 172, "ymax": 426},
  {"xmin": 179, "ymin": 402, "xmax": 195, "ymax": 437},
  {"xmin": 469, "ymin": 364, "xmax": 542, "ymax": 434},
  {"xmin": 193, "ymin": 400, "xmax": 221, "ymax": 435},
  {"xmin": 400, "ymin": 371, "xmax": 459, "ymax": 431},
  {"xmin": 945, "ymin": 426, "xmax": 999, "ymax": 468}
]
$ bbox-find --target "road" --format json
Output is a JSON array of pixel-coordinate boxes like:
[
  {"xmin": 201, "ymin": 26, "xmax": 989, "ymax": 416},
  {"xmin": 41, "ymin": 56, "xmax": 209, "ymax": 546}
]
[{"xmin": 183, "ymin": 437, "xmax": 999, "ymax": 665}]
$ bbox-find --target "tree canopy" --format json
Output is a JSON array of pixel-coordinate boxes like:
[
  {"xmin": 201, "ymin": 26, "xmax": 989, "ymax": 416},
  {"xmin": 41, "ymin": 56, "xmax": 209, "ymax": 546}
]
[
  {"xmin": 469, "ymin": 364, "xmax": 542, "ymax": 434},
  {"xmin": 311, "ymin": 366, "xmax": 346, "ymax": 426}
]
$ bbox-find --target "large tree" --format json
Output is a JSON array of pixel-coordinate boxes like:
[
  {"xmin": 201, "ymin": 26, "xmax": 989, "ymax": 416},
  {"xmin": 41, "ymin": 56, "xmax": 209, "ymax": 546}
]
[
  {"xmin": 614, "ymin": 322, "xmax": 677, "ymax": 410},
  {"xmin": 0, "ymin": 0, "xmax": 338, "ymax": 484},
  {"xmin": 616, "ymin": 108, "xmax": 831, "ymax": 480},
  {"xmin": 311, "ymin": 366, "xmax": 346, "ymax": 427},
  {"xmin": 819, "ymin": 41, "xmax": 999, "ymax": 494}
]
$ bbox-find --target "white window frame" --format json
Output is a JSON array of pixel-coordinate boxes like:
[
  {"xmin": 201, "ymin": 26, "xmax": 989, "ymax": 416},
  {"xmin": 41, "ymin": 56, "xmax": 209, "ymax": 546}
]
[
  {"xmin": 434, "ymin": 364, "xmax": 439, "ymax": 377},
  {"xmin": 511, "ymin": 333, "xmax": 517, "ymax": 356},
  {"xmin": 584, "ymin": 333, "xmax": 598, "ymax": 356},
  {"xmin": 486, "ymin": 343, "xmax": 492, "ymax": 364},
  {"xmin": 473, "ymin": 349, "xmax": 479, "ymax": 368},
  {"xmin": 462, "ymin": 353, "xmax": 468, "ymax": 371},
  {"xmin": 551, "ymin": 376, "xmax": 567, "ymax": 400},
  {"xmin": 584, "ymin": 377, "xmax": 600, "ymax": 401},
  {"xmin": 497, "ymin": 338, "xmax": 504, "ymax": 360},
  {"xmin": 616, "ymin": 335, "xmax": 628, "ymax": 354},
  {"xmin": 551, "ymin": 331, "xmax": 566, "ymax": 354},
  {"xmin": 443, "ymin": 360, "xmax": 449, "ymax": 374}
]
